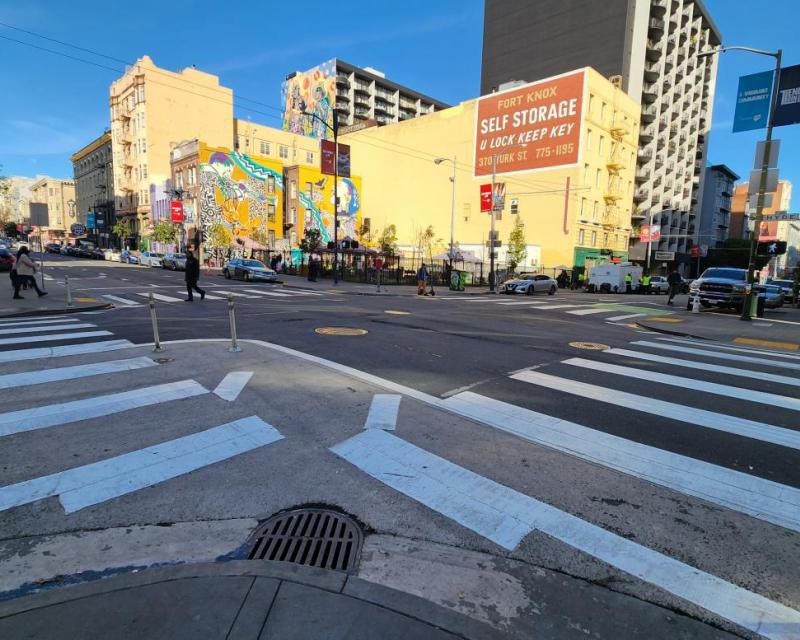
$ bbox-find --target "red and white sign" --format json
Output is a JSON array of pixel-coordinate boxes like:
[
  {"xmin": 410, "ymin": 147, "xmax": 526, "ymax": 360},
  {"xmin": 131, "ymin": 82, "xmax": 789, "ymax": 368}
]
[
  {"xmin": 170, "ymin": 200, "xmax": 184, "ymax": 223},
  {"xmin": 639, "ymin": 224, "xmax": 661, "ymax": 243},
  {"xmin": 690, "ymin": 245, "xmax": 700, "ymax": 258},
  {"xmin": 480, "ymin": 184, "xmax": 492, "ymax": 212},
  {"xmin": 474, "ymin": 69, "xmax": 585, "ymax": 177}
]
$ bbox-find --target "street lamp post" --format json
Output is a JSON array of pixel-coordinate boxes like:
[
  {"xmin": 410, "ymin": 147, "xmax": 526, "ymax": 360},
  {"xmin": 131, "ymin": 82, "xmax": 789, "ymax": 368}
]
[
  {"xmin": 433, "ymin": 156, "xmax": 457, "ymax": 272},
  {"xmin": 699, "ymin": 45, "xmax": 782, "ymax": 321}
]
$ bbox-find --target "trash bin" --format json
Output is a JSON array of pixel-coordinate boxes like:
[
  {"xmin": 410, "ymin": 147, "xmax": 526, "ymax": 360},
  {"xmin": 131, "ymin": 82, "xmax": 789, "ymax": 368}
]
[
  {"xmin": 756, "ymin": 294, "xmax": 765, "ymax": 318},
  {"xmin": 450, "ymin": 270, "xmax": 467, "ymax": 291}
]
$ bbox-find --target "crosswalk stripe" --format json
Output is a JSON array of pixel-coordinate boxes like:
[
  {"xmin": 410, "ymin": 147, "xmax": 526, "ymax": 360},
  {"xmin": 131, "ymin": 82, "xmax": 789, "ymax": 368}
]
[
  {"xmin": 512, "ymin": 370, "xmax": 800, "ymax": 451},
  {"xmin": 173, "ymin": 291, "xmax": 225, "ymax": 300},
  {"xmin": 102, "ymin": 294, "xmax": 141, "ymax": 306},
  {"xmin": 0, "ymin": 340, "xmax": 134, "ymax": 363},
  {"xmin": 213, "ymin": 371, "xmax": 253, "ymax": 401},
  {"xmin": 0, "ymin": 315, "xmax": 78, "ymax": 324},
  {"xmin": 212, "ymin": 290, "xmax": 259, "ymax": 299},
  {"xmin": 605, "ymin": 348, "xmax": 800, "ymax": 389},
  {"xmin": 0, "ymin": 331, "xmax": 112, "ymax": 346},
  {"xmin": 0, "ymin": 379, "xmax": 207, "ymax": 437},
  {"xmin": 443, "ymin": 391, "xmax": 800, "ymax": 533},
  {"xmin": 656, "ymin": 336, "xmax": 800, "ymax": 361},
  {"xmin": 0, "ymin": 322, "xmax": 96, "ymax": 336},
  {"xmin": 497, "ymin": 301, "xmax": 550, "ymax": 306},
  {"xmin": 533, "ymin": 304, "xmax": 590, "ymax": 310},
  {"xmin": 0, "ymin": 318, "xmax": 80, "ymax": 328},
  {"xmin": 563, "ymin": 357, "xmax": 800, "ymax": 411},
  {"xmin": 0, "ymin": 356, "xmax": 156, "ymax": 391},
  {"xmin": 0, "ymin": 416, "xmax": 283, "ymax": 514},
  {"xmin": 605, "ymin": 313, "xmax": 646, "ymax": 322},
  {"xmin": 241, "ymin": 289, "xmax": 292, "ymax": 297},
  {"xmin": 281, "ymin": 289, "xmax": 322, "ymax": 296},
  {"xmin": 566, "ymin": 308, "xmax": 613, "ymax": 316},
  {"xmin": 364, "ymin": 394, "xmax": 402, "ymax": 430},
  {"xmin": 331, "ymin": 429, "xmax": 800, "ymax": 636},
  {"xmin": 631, "ymin": 340, "xmax": 800, "ymax": 371},
  {"xmin": 136, "ymin": 292, "xmax": 183, "ymax": 303}
]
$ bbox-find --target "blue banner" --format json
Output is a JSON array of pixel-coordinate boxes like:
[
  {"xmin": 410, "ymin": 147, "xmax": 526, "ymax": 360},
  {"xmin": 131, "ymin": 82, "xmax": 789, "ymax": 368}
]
[
  {"xmin": 86, "ymin": 212, "xmax": 95, "ymax": 229},
  {"xmin": 733, "ymin": 70, "xmax": 773, "ymax": 132}
]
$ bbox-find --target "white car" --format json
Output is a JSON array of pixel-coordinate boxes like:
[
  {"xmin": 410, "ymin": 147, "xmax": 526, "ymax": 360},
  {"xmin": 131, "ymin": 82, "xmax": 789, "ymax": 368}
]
[
  {"xmin": 647, "ymin": 276, "xmax": 670, "ymax": 294},
  {"xmin": 139, "ymin": 251, "xmax": 164, "ymax": 267},
  {"xmin": 104, "ymin": 249, "xmax": 122, "ymax": 262},
  {"xmin": 501, "ymin": 274, "xmax": 558, "ymax": 295}
]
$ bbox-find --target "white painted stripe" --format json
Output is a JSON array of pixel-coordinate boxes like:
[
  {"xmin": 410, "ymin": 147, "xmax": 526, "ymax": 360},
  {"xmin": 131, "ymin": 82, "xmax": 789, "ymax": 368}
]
[
  {"xmin": 0, "ymin": 357, "xmax": 155, "ymax": 391},
  {"xmin": 444, "ymin": 391, "xmax": 800, "ymax": 533},
  {"xmin": 0, "ymin": 340, "xmax": 134, "ymax": 363},
  {"xmin": 563, "ymin": 358, "xmax": 800, "ymax": 411},
  {"xmin": 0, "ymin": 331, "xmax": 112, "ymax": 346},
  {"xmin": 212, "ymin": 290, "xmax": 260, "ymax": 299},
  {"xmin": 281, "ymin": 289, "xmax": 322, "ymax": 296},
  {"xmin": 0, "ymin": 416, "xmax": 282, "ymax": 514},
  {"xmin": 0, "ymin": 315, "xmax": 78, "ymax": 324},
  {"xmin": 461, "ymin": 298, "xmax": 502, "ymax": 302},
  {"xmin": 0, "ymin": 318, "xmax": 80, "ymax": 328},
  {"xmin": 364, "ymin": 394, "xmax": 402, "ymax": 430},
  {"xmin": 512, "ymin": 370, "xmax": 800, "ymax": 451},
  {"xmin": 606, "ymin": 348, "xmax": 800, "ymax": 389},
  {"xmin": 0, "ymin": 322, "xmax": 96, "ymax": 336},
  {"xmin": 173, "ymin": 291, "xmax": 225, "ymax": 300},
  {"xmin": 332, "ymin": 429, "xmax": 800, "ymax": 638},
  {"xmin": 0, "ymin": 380, "xmax": 208, "ymax": 437},
  {"xmin": 102, "ymin": 294, "xmax": 140, "ymax": 306},
  {"xmin": 655, "ymin": 336, "xmax": 800, "ymax": 361},
  {"xmin": 631, "ymin": 340, "xmax": 800, "ymax": 371},
  {"xmin": 497, "ymin": 301, "xmax": 550, "ymax": 306},
  {"xmin": 241, "ymin": 289, "xmax": 292, "ymax": 297},
  {"xmin": 566, "ymin": 308, "xmax": 613, "ymax": 316},
  {"xmin": 213, "ymin": 371, "xmax": 253, "ymax": 401},
  {"xmin": 605, "ymin": 313, "xmax": 646, "ymax": 322},
  {"xmin": 136, "ymin": 292, "xmax": 183, "ymax": 303},
  {"xmin": 534, "ymin": 304, "xmax": 590, "ymax": 310}
]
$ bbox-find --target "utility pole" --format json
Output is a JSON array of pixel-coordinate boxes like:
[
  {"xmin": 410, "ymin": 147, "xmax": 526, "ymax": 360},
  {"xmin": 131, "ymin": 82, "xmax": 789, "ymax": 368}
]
[
  {"xmin": 434, "ymin": 156, "xmax": 458, "ymax": 272},
  {"xmin": 490, "ymin": 154, "xmax": 497, "ymax": 293}
]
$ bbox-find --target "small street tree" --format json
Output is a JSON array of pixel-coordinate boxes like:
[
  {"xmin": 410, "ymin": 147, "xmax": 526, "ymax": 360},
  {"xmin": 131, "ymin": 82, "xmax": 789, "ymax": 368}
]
[
  {"xmin": 299, "ymin": 228, "xmax": 322, "ymax": 255},
  {"xmin": 4, "ymin": 221, "xmax": 18, "ymax": 238},
  {"xmin": 377, "ymin": 224, "xmax": 398, "ymax": 257},
  {"xmin": 152, "ymin": 220, "xmax": 177, "ymax": 245},
  {"xmin": 507, "ymin": 218, "xmax": 527, "ymax": 273},
  {"xmin": 206, "ymin": 222, "xmax": 232, "ymax": 263},
  {"xmin": 112, "ymin": 217, "xmax": 132, "ymax": 249}
]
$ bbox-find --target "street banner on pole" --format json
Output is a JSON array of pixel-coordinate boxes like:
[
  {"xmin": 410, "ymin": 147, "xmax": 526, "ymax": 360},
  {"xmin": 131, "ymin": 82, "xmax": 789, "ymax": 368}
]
[
  {"xmin": 170, "ymin": 201, "xmax": 184, "ymax": 223},
  {"xmin": 774, "ymin": 63, "xmax": 800, "ymax": 127},
  {"xmin": 480, "ymin": 184, "xmax": 492, "ymax": 212},
  {"xmin": 732, "ymin": 70, "xmax": 773, "ymax": 132},
  {"xmin": 474, "ymin": 69, "xmax": 584, "ymax": 177},
  {"xmin": 86, "ymin": 212, "xmax": 95, "ymax": 229},
  {"xmin": 492, "ymin": 183, "xmax": 506, "ymax": 211},
  {"xmin": 321, "ymin": 140, "xmax": 336, "ymax": 175},
  {"xmin": 337, "ymin": 143, "xmax": 351, "ymax": 178}
]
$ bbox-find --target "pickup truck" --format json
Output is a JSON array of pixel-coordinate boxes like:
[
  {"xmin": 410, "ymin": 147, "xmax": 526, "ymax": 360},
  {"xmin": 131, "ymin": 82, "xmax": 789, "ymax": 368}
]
[{"xmin": 688, "ymin": 267, "xmax": 748, "ymax": 311}]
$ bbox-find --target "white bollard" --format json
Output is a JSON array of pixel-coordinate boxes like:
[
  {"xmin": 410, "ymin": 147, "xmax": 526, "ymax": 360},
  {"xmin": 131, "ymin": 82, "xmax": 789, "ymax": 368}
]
[
  {"xmin": 691, "ymin": 294, "xmax": 700, "ymax": 314},
  {"xmin": 149, "ymin": 293, "xmax": 165, "ymax": 352},
  {"xmin": 65, "ymin": 275, "xmax": 73, "ymax": 308},
  {"xmin": 227, "ymin": 294, "xmax": 242, "ymax": 353}
]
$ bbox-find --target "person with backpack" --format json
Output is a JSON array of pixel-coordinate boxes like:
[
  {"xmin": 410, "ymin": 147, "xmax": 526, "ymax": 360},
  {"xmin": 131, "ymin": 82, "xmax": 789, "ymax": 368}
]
[
  {"xmin": 184, "ymin": 249, "xmax": 205, "ymax": 301},
  {"xmin": 667, "ymin": 269, "xmax": 682, "ymax": 305},
  {"xmin": 11, "ymin": 247, "xmax": 47, "ymax": 300}
]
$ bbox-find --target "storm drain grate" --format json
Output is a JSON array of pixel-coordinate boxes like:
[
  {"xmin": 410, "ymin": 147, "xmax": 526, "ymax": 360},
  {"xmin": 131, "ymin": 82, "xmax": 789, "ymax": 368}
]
[{"xmin": 247, "ymin": 508, "xmax": 363, "ymax": 572}]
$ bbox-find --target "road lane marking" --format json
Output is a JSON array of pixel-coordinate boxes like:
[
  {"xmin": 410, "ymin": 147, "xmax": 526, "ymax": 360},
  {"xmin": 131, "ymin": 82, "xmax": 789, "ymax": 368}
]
[
  {"xmin": 135, "ymin": 292, "xmax": 183, "ymax": 303},
  {"xmin": 654, "ymin": 336, "xmax": 800, "ymax": 361},
  {"xmin": 0, "ymin": 340, "xmax": 135, "ymax": 363},
  {"xmin": 563, "ymin": 358, "xmax": 800, "ymax": 411},
  {"xmin": 512, "ymin": 370, "xmax": 800, "ymax": 450},
  {"xmin": 0, "ymin": 331, "xmax": 112, "ymax": 346},
  {"xmin": 605, "ymin": 313, "xmax": 646, "ymax": 321},
  {"xmin": 212, "ymin": 290, "xmax": 260, "ymax": 299},
  {"xmin": 0, "ymin": 315, "xmax": 79, "ymax": 324},
  {"xmin": 280, "ymin": 289, "xmax": 322, "ymax": 296},
  {"xmin": 443, "ymin": 391, "xmax": 800, "ymax": 533},
  {"xmin": 0, "ymin": 416, "xmax": 282, "ymax": 514},
  {"xmin": 0, "ymin": 357, "xmax": 155, "ymax": 391},
  {"xmin": 331, "ymin": 429, "xmax": 800, "ymax": 638},
  {"xmin": 565, "ymin": 308, "xmax": 612, "ymax": 316},
  {"xmin": 605, "ymin": 348, "xmax": 800, "ymax": 388},
  {"xmin": 213, "ymin": 371, "xmax": 253, "ymax": 401},
  {"xmin": 0, "ymin": 322, "xmax": 96, "ymax": 336},
  {"xmin": 497, "ymin": 301, "xmax": 550, "ymax": 306},
  {"xmin": 0, "ymin": 318, "xmax": 80, "ymax": 328},
  {"xmin": 734, "ymin": 337, "xmax": 799, "ymax": 352},
  {"xmin": 241, "ymin": 289, "xmax": 292, "ymax": 297},
  {"xmin": 173, "ymin": 290, "xmax": 225, "ymax": 300},
  {"xmin": 631, "ymin": 341, "xmax": 800, "ymax": 371},
  {"xmin": 0, "ymin": 380, "xmax": 208, "ymax": 437},
  {"xmin": 533, "ymin": 304, "xmax": 591, "ymax": 310},
  {"xmin": 364, "ymin": 394, "xmax": 401, "ymax": 430},
  {"xmin": 102, "ymin": 295, "xmax": 141, "ymax": 306}
]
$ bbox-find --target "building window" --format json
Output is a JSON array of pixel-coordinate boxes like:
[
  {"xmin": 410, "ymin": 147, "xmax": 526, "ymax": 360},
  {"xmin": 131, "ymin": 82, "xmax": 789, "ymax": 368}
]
[
  {"xmin": 176, "ymin": 170, "xmax": 183, "ymax": 188},
  {"xmin": 304, "ymin": 181, "xmax": 312, "ymax": 196},
  {"xmin": 268, "ymin": 204, "xmax": 276, "ymax": 221},
  {"xmin": 279, "ymin": 145, "xmax": 289, "ymax": 159},
  {"xmin": 591, "ymin": 231, "xmax": 597, "ymax": 246},
  {"xmin": 268, "ymin": 230, "xmax": 276, "ymax": 247},
  {"xmin": 267, "ymin": 176, "xmax": 275, "ymax": 194},
  {"xmin": 580, "ymin": 198, "xmax": 586, "ymax": 219},
  {"xmin": 578, "ymin": 229, "xmax": 585, "ymax": 244},
  {"xmin": 260, "ymin": 141, "xmax": 270, "ymax": 155},
  {"xmin": 603, "ymin": 232, "xmax": 609, "ymax": 245},
  {"xmin": 142, "ymin": 164, "xmax": 147, "ymax": 179},
  {"xmin": 235, "ymin": 136, "xmax": 241, "ymax": 150},
  {"xmin": 595, "ymin": 169, "xmax": 602, "ymax": 188},
  {"xmin": 290, "ymin": 180, "xmax": 297, "ymax": 199},
  {"xmin": 592, "ymin": 201, "xmax": 598, "ymax": 220},
  {"xmin": 290, "ymin": 207, "xmax": 297, "ymax": 224},
  {"xmin": 49, "ymin": 188, "xmax": 54, "ymax": 196},
  {"xmin": 136, "ymin": 85, "xmax": 145, "ymax": 103},
  {"xmin": 589, "ymin": 95, "xmax": 595, "ymax": 113},
  {"xmin": 583, "ymin": 164, "xmax": 589, "ymax": 185},
  {"xmin": 598, "ymin": 136, "xmax": 605, "ymax": 155},
  {"xmin": 601, "ymin": 102, "xmax": 607, "ymax": 120},
  {"xmin": 306, "ymin": 151, "xmax": 314, "ymax": 164},
  {"xmin": 586, "ymin": 129, "xmax": 592, "ymax": 150}
]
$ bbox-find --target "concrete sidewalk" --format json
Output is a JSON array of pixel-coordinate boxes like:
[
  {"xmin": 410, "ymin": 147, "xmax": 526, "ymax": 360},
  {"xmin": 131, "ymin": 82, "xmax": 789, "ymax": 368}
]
[{"xmin": 0, "ymin": 283, "xmax": 111, "ymax": 318}]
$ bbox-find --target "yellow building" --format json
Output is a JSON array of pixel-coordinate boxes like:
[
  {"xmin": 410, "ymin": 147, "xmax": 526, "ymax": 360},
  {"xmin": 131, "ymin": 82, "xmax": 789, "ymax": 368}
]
[
  {"xmin": 29, "ymin": 177, "xmax": 76, "ymax": 242},
  {"xmin": 109, "ymin": 56, "xmax": 233, "ymax": 247},
  {"xmin": 344, "ymin": 67, "xmax": 640, "ymax": 271},
  {"xmin": 233, "ymin": 119, "xmax": 319, "ymax": 168}
]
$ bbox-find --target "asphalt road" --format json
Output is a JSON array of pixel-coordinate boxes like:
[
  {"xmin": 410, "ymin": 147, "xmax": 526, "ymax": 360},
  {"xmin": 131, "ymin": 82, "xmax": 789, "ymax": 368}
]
[{"xmin": 1, "ymin": 255, "xmax": 799, "ymax": 638}]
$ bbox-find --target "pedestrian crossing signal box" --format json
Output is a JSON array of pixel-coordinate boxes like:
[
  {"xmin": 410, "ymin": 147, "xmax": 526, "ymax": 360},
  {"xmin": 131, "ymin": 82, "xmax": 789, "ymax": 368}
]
[{"xmin": 757, "ymin": 240, "xmax": 787, "ymax": 256}]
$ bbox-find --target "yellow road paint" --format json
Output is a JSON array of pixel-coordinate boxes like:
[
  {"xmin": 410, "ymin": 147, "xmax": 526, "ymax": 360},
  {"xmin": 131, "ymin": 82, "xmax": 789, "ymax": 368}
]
[
  {"xmin": 384, "ymin": 310, "xmax": 411, "ymax": 315},
  {"xmin": 75, "ymin": 297, "xmax": 98, "ymax": 303},
  {"xmin": 315, "ymin": 327, "xmax": 368, "ymax": 336},
  {"xmin": 733, "ymin": 337, "xmax": 799, "ymax": 352},
  {"xmin": 569, "ymin": 341, "xmax": 609, "ymax": 350},
  {"xmin": 646, "ymin": 317, "xmax": 684, "ymax": 323}
]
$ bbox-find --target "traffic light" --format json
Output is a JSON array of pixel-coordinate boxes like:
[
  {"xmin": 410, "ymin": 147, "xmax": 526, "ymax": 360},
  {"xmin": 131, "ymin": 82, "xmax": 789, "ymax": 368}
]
[{"xmin": 757, "ymin": 240, "xmax": 787, "ymax": 256}]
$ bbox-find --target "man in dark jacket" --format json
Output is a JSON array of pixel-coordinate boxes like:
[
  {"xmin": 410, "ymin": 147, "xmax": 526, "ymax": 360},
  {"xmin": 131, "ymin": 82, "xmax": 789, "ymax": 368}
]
[
  {"xmin": 667, "ymin": 269, "xmax": 682, "ymax": 305},
  {"xmin": 185, "ymin": 249, "xmax": 205, "ymax": 301}
]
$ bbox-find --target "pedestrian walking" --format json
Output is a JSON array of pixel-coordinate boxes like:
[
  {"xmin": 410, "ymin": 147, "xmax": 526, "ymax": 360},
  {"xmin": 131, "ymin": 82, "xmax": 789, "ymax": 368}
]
[
  {"xmin": 416, "ymin": 263, "xmax": 429, "ymax": 295},
  {"xmin": 667, "ymin": 269, "xmax": 682, "ymax": 305},
  {"xmin": 375, "ymin": 256, "xmax": 384, "ymax": 292},
  {"xmin": 11, "ymin": 247, "xmax": 47, "ymax": 300},
  {"xmin": 184, "ymin": 249, "xmax": 205, "ymax": 301}
]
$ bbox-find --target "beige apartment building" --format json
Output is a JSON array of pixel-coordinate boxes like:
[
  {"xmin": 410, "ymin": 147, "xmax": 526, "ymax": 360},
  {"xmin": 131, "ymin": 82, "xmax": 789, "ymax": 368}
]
[
  {"xmin": 71, "ymin": 132, "xmax": 114, "ymax": 246},
  {"xmin": 29, "ymin": 177, "xmax": 76, "ymax": 243},
  {"xmin": 109, "ymin": 55, "xmax": 234, "ymax": 247}
]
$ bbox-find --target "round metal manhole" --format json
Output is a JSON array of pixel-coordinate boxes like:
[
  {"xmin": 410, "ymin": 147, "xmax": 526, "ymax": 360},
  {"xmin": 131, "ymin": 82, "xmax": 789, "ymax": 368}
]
[
  {"xmin": 315, "ymin": 327, "xmax": 368, "ymax": 336},
  {"xmin": 248, "ymin": 508, "xmax": 363, "ymax": 572},
  {"xmin": 153, "ymin": 358, "xmax": 174, "ymax": 364},
  {"xmin": 384, "ymin": 310, "xmax": 410, "ymax": 315},
  {"xmin": 568, "ymin": 341, "xmax": 609, "ymax": 350}
]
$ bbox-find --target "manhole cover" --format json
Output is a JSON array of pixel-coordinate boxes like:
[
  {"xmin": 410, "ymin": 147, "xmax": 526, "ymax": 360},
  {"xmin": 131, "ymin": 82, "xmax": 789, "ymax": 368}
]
[
  {"xmin": 315, "ymin": 327, "xmax": 368, "ymax": 336},
  {"xmin": 568, "ymin": 341, "xmax": 609, "ymax": 350},
  {"xmin": 248, "ymin": 508, "xmax": 363, "ymax": 572},
  {"xmin": 153, "ymin": 358, "xmax": 174, "ymax": 364}
]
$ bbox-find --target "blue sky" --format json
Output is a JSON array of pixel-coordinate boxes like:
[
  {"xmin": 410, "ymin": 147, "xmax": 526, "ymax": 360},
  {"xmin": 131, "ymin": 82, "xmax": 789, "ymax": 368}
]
[{"xmin": 1, "ymin": 0, "xmax": 799, "ymax": 205}]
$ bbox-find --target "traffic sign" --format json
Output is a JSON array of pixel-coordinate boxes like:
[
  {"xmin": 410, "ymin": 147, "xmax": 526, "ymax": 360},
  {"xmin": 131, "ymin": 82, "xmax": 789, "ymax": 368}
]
[
  {"xmin": 654, "ymin": 250, "xmax": 675, "ymax": 261},
  {"xmin": 70, "ymin": 223, "xmax": 86, "ymax": 236},
  {"xmin": 757, "ymin": 240, "xmax": 787, "ymax": 256}
]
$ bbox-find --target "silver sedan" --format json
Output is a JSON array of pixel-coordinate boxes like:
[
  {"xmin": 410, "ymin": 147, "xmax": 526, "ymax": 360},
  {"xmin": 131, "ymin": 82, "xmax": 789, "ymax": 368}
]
[{"xmin": 501, "ymin": 274, "xmax": 558, "ymax": 296}]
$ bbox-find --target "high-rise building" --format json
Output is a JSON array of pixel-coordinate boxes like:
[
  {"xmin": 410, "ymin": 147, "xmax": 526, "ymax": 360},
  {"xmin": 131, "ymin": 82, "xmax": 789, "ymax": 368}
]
[
  {"xmin": 282, "ymin": 59, "xmax": 449, "ymax": 136},
  {"xmin": 28, "ymin": 177, "xmax": 76, "ymax": 244},
  {"xmin": 71, "ymin": 132, "xmax": 114, "ymax": 247},
  {"xmin": 109, "ymin": 55, "xmax": 234, "ymax": 248},
  {"xmin": 481, "ymin": 0, "xmax": 722, "ymax": 273},
  {"xmin": 698, "ymin": 164, "xmax": 738, "ymax": 249}
]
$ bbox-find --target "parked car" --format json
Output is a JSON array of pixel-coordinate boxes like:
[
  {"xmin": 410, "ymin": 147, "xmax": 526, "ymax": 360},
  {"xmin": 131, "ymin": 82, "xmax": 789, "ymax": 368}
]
[
  {"xmin": 44, "ymin": 243, "xmax": 62, "ymax": 254},
  {"xmin": 60, "ymin": 245, "xmax": 71, "ymax": 255},
  {"xmin": 648, "ymin": 275, "xmax": 670, "ymax": 294},
  {"xmin": 121, "ymin": 250, "xmax": 139, "ymax": 265},
  {"xmin": 753, "ymin": 284, "xmax": 784, "ymax": 309},
  {"xmin": 91, "ymin": 248, "xmax": 106, "ymax": 260},
  {"xmin": 222, "ymin": 258, "xmax": 278, "ymax": 282},
  {"xmin": 104, "ymin": 249, "xmax": 121, "ymax": 262},
  {"xmin": 162, "ymin": 252, "xmax": 187, "ymax": 270},
  {"xmin": 688, "ymin": 267, "xmax": 748, "ymax": 311},
  {"xmin": 0, "ymin": 248, "xmax": 14, "ymax": 272},
  {"xmin": 139, "ymin": 251, "xmax": 164, "ymax": 267},
  {"xmin": 501, "ymin": 274, "xmax": 558, "ymax": 295},
  {"xmin": 766, "ymin": 278, "xmax": 796, "ymax": 304}
]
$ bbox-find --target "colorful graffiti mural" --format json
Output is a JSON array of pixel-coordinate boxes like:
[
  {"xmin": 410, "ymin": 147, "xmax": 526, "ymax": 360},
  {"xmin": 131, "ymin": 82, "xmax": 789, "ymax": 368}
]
[
  {"xmin": 295, "ymin": 167, "xmax": 362, "ymax": 242},
  {"xmin": 198, "ymin": 145, "xmax": 283, "ymax": 246},
  {"xmin": 281, "ymin": 59, "xmax": 336, "ymax": 139}
]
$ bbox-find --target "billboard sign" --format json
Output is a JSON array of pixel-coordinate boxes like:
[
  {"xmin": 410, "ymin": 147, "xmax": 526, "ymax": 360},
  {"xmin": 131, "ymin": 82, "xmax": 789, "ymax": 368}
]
[
  {"xmin": 733, "ymin": 70, "xmax": 773, "ymax": 132},
  {"xmin": 774, "ymin": 64, "xmax": 800, "ymax": 128},
  {"xmin": 639, "ymin": 224, "xmax": 661, "ymax": 242},
  {"xmin": 170, "ymin": 200, "xmax": 184, "ymax": 223},
  {"xmin": 281, "ymin": 59, "xmax": 337, "ymax": 140},
  {"xmin": 474, "ymin": 69, "xmax": 584, "ymax": 177},
  {"xmin": 480, "ymin": 184, "xmax": 492, "ymax": 212}
]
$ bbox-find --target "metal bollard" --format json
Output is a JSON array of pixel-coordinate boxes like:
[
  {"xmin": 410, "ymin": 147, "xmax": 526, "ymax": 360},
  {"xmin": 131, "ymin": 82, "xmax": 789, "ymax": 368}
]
[
  {"xmin": 65, "ymin": 275, "xmax": 73, "ymax": 308},
  {"xmin": 149, "ymin": 293, "xmax": 165, "ymax": 352},
  {"xmin": 227, "ymin": 294, "xmax": 242, "ymax": 352}
]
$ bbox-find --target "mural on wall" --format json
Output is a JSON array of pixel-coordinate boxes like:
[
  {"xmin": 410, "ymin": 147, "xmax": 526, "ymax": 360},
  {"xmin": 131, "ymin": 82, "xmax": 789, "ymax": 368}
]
[
  {"xmin": 198, "ymin": 146, "xmax": 283, "ymax": 246},
  {"xmin": 297, "ymin": 170, "xmax": 362, "ymax": 243},
  {"xmin": 281, "ymin": 59, "xmax": 336, "ymax": 139}
]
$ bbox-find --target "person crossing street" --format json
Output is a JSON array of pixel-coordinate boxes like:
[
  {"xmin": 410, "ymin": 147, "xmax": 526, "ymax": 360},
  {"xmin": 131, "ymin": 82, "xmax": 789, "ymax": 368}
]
[
  {"xmin": 667, "ymin": 269, "xmax": 682, "ymax": 305},
  {"xmin": 184, "ymin": 249, "xmax": 205, "ymax": 302}
]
